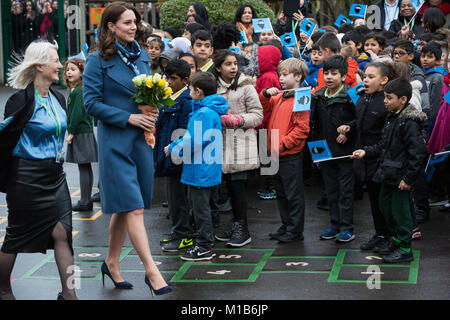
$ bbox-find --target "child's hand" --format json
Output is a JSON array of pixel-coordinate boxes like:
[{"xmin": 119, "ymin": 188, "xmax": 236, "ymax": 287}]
[
  {"xmin": 398, "ymin": 180, "xmax": 411, "ymax": 191},
  {"xmin": 66, "ymin": 134, "xmax": 74, "ymax": 145},
  {"xmin": 164, "ymin": 145, "xmax": 170, "ymax": 157},
  {"xmin": 351, "ymin": 149, "xmax": 366, "ymax": 159},
  {"xmin": 337, "ymin": 125, "xmax": 350, "ymax": 135},
  {"xmin": 266, "ymin": 88, "xmax": 280, "ymax": 96},
  {"xmin": 336, "ymin": 133, "xmax": 348, "ymax": 144}
]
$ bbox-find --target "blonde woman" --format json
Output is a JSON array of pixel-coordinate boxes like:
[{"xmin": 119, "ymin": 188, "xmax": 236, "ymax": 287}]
[{"xmin": 0, "ymin": 40, "xmax": 77, "ymax": 300}]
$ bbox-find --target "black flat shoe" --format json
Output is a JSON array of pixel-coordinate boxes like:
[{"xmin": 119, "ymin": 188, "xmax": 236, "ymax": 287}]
[
  {"xmin": 277, "ymin": 232, "xmax": 304, "ymax": 243},
  {"xmin": 72, "ymin": 202, "xmax": 93, "ymax": 212}
]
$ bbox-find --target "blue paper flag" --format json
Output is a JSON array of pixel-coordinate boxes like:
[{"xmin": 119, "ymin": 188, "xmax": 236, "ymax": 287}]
[
  {"xmin": 280, "ymin": 32, "xmax": 297, "ymax": 47},
  {"xmin": 425, "ymin": 151, "xmax": 450, "ymax": 182},
  {"xmin": 252, "ymin": 18, "xmax": 272, "ymax": 33},
  {"xmin": 0, "ymin": 116, "xmax": 13, "ymax": 132},
  {"xmin": 318, "ymin": 29, "xmax": 327, "ymax": 33},
  {"xmin": 443, "ymin": 90, "xmax": 450, "ymax": 105},
  {"xmin": 239, "ymin": 30, "xmax": 248, "ymax": 44},
  {"xmin": 299, "ymin": 18, "xmax": 316, "ymax": 38},
  {"xmin": 293, "ymin": 88, "xmax": 312, "ymax": 112},
  {"xmin": 94, "ymin": 28, "xmax": 98, "ymax": 42},
  {"xmin": 307, "ymin": 140, "xmax": 333, "ymax": 162},
  {"xmin": 334, "ymin": 14, "xmax": 352, "ymax": 28},
  {"xmin": 162, "ymin": 38, "xmax": 171, "ymax": 50},
  {"xmin": 347, "ymin": 83, "xmax": 365, "ymax": 105},
  {"xmin": 349, "ymin": 4, "xmax": 367, "ymax": 18},
  {"xmin": 68, "ymin": 51, "xmax": 86, "ymax": 61},
  {"xmin": 83, "ymin": 43, "xmax": 89, "ymax": 56},
  {"xmin": 411, "ymin": 0, "xmax": 425, "ymax": 11},
  {"xmin": 229, "ymin": 46, "xmax": 240, "ymax": 53}
]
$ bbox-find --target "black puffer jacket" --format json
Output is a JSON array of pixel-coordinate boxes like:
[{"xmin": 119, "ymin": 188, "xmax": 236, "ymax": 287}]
[
  {"xmin": 364, "ymin": 103, "xmax": 427, "ymax": 186},
  {"xmin": 353, "ymin": 91, "xmax": 389, "ymax": 182},
  {"xmin": 312, "ymin": 84, "xmax": 357, "ymax": 157}
]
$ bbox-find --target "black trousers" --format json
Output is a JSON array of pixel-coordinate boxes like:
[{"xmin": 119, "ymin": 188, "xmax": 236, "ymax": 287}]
[
  {"xmin": 320, "ymin": 160, "xmax": 355, "ymax": 232},
  {"xmin": 366, "ymin": 181, "xmax": 389, "ymax": 237},
  {"xmin": 166, "ymin": 176, "xmax": 191, "ymax": 239},
  {"xmin": 224, "ymin": 174, "xmax": 248, "ymax": 223},
  {"xmin": 273, "ymin": 155, "xmax": 306, "ymax": 235}
]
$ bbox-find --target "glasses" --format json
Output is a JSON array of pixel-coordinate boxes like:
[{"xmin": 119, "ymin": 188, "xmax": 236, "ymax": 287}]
[{"xmin": 392, "ymin": 51, "xmax": 407, "ymax": 57}]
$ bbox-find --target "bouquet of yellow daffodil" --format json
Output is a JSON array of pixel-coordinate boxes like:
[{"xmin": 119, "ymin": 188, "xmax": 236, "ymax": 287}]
[{"xmin": 131, "ymin": 73, "xmax": 174, "ymax": 147}]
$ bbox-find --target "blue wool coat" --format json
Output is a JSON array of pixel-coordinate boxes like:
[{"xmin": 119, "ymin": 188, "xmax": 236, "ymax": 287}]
[{"xmin": 83, "ymin": 49, "xmax": 154, "ymax": 214}]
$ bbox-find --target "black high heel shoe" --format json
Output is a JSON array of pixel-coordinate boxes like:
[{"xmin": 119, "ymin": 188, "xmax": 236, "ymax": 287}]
[
  {"xmin": 101, "ymin": 262, "xmax": 133, "ymax": 289},
  {"xmin": 144, "ymin": 275, "xmax": 172, "ymax": 297},
  {"xmin": 57, "ymin": 292, "xmax": 64, "ymax": 300}
]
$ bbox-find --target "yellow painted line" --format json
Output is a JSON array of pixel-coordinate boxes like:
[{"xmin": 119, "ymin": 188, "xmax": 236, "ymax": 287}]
[
  {"xmin": 0, "ymin": 205, "xmax": 6, "ymax": 207},
  {"xmin": 72, "ymin": 231, "xmax": 79, "ymax": 238},
  {"xmin": 0, "ymin": 236, "xmax": 4, "ymax": 244},
  {"xmin": 70, "ymin": 190, "xmax": 81, "ymax": 197},
  {"xmin": 0, "ymin": 217, "xmax": 7, "ymax": 225},
  {"xmin": 73, "ymin": 210, "xmax": 103, "ymax": 221}
]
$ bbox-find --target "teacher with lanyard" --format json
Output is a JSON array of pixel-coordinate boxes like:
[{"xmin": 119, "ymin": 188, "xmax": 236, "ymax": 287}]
[
  {"xmin": 83, "ymin": 1, "xmax": 171, "ymax": 296},
  {"xmin": 375, "ymin": 0, "xmax": 400, "ymax": 30},
  {"xmin": 0, "ymin": 40, "xmax": 77, "ymax": 300},
  {"xmin": 389, "ymin": 0, "xmax": 425, "ymax": 39}
]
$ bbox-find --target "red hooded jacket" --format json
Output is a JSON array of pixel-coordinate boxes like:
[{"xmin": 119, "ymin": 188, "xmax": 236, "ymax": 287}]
[{"xmin": 255, "ymin": 45, "xmax": 281, "ymax": 129}]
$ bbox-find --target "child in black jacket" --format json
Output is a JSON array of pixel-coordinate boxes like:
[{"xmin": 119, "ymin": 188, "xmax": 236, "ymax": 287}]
[
  {"xmin": 352, "ymin": 78, "xmax": 427, "ymax": 263},
  {"xmin": 312, "ymin": 56, "xmax": 357, "ymax": 243}
]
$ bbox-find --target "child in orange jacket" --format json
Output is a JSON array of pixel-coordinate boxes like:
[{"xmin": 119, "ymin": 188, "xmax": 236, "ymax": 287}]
[{"xmin": 259, "ymin": 58, "xmax": 310, "ymax": 243}]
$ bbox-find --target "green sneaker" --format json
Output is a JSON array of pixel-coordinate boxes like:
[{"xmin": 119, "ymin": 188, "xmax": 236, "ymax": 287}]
[{"xmin": 161, "ymin": 238, "xmax": 194, "ymax": 252}]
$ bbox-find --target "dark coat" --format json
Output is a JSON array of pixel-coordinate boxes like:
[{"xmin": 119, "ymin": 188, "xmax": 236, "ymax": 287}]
[
  {"xmin": 364, "ymin": 103, "xmax": 427, "ymax": 186},
  {"xmin": 154, "ymin": 87, "xmax": 192, "ymax": 177},
  {"xmin": 353, "ymin": 91, "xmax": 389, "ymax": 182},
  {"xmin": 0, "ymin": 83, "xmax": 66, "ymax": 192},
  {"xmin": 312, "ymin": 84, "xmax": 357, "ymax": 157}
]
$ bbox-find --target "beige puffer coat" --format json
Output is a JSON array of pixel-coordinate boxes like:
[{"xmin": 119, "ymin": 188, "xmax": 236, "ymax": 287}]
[{"xmin": 217, "ymin": 74, "xmax": 263, "ymax": 174}]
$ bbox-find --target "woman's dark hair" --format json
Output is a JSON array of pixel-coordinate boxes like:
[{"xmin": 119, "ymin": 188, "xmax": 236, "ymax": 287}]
[
  {"xmin": 190, "ymin": 2, "xmax": 210, "ymax": 29},
  {"xmin": 98, "ymin": 2, "xmax": 144, "ymax": 60},
  {"xmin": 422, "ymin": 7, "xmax": 446, "ymax": 33},
  {"xmin": 212, "ymin": 49, "xmax": 241, "ymax": 91},
  {"xmin": 210, "ymin": 21, "xmax": 241, "ymax": 50},
  {"xmin": 233, "ymin": 4, "xmax": 258, "ymax": 24}
]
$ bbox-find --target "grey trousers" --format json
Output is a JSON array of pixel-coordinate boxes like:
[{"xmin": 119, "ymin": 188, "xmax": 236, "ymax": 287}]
[
  {"xmin": 320, "ymin": 160, "xmax": 355, "ymax": 231},
  {"xmin": 187, "ymin": 185, "xmax": 215, "ymax": 249},
  {"xmin": 166, "ymin": 176, "xmax": 191, "ymax": 239}
]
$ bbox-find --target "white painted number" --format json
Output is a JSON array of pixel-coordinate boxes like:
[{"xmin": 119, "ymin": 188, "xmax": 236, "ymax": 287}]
[
  {"xmin": 365, "ymin": 256, "xmax": 383, "ymax": 260},
  {"xmin": 78, "ymin": 253, "xmax": 101, "ymax": 258},
  {"xmin": 286, "ymin": 262, "xmax": 309, "ymax": 267},
  {"xmin": 219, "ymin": 255, "xmax": 242, "ymax": 259},
  {"xmin": 207, "ymin": 270, "xmax": 231, "ymax": 275}
]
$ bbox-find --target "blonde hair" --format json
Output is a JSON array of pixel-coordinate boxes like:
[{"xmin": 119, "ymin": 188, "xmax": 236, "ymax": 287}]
[
  {"xmin": 7, "ymin": 40, "xmax": 59, "ymax": 89},
  {"xmin": 277, "ymin": 58, "xmax": 309, "ymax": 83}
]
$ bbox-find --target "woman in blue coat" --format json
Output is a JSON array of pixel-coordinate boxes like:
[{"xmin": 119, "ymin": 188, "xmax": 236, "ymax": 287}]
[{"xmin": 83, "ymin": 2, "xmax": 171, "ymax": 296}]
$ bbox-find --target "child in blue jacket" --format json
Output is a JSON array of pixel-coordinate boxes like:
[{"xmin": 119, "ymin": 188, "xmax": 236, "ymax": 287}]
[{"xmin": 165, "ymin": 72, "xmax": 229, "ymax": 261}]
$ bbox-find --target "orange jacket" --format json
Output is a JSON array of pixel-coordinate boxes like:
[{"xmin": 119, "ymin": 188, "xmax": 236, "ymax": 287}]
[
  {"xmin": 259, "ymin": 90, "xmax": 310, "ymax": 158},
  {"xmin": 312, "ymin": 58, "xmax": 359, "ymax": 94}
]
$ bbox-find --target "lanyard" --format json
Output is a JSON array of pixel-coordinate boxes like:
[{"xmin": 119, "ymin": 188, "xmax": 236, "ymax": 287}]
[
  {"xmin": 35, "ymin": 87, "xmax": 61, "ymax": 138},
  {"xmin": 404, "ymin": 17, "xmax": 415, "ymax": 31},
  {"xmin": 385, "ymin": 4, "xmax": 399, "ymax": 25}
]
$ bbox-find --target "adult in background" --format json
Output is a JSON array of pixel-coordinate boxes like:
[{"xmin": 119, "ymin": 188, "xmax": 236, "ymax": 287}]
[
  {"xmin": 187, "ymin": 2, "xmax": 211, "ymax": 30},
  {"xmin": 83, "ymin": 1, "xmax": 171, "ymax": 296},
  {"xmin": 389, "ymin": 0, "xmax": 425, "ymax": 40},
  {"xmin": 375, "ymin": 0, "xmax": 400, "ymax": 31},
  {"xmin": 0, "ymin": 40, "xmax": 76, "ymax": 300},
  {"xmin": 234, "ymin": 4, "xmax": 260, "ymax": 44}
]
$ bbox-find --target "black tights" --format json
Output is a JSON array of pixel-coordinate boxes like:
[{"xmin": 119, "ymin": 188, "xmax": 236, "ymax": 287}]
[{"xmin": 0, "ymin": 222, "xmax": 77, "ymax": 300}]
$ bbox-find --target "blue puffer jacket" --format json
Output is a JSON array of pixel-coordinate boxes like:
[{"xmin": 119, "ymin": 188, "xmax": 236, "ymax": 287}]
[
  {"xmin": 154, "ymin": 87, "xmax": 192, "ymax": 177},
  {"xmin": 168, "ymin": 94, "xmax": 229, "ymax": 188}
]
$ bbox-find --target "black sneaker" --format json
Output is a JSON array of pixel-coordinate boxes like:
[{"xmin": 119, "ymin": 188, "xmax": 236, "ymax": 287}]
[
  {"xmin": 360, "ymin": 235, "xmax": 386, "ymax": 251},
  {"xmin": 383, "ymin": 248, "xmax": 413, "ymax": 263},
  {"xmin": 277, "ymin": 232, "xmax": 304, "ymax": 243},
  {"xmin": 181, "ymin": 245, "xmax": 216, "ymax": 261},
  {"xmin": 316, "ymin": 197, "xmax": 329, "ymax": 211},
  {"xmin": 161, "ymin": 238, "xmax": 193, "ymax": 252},
  {"xmin": 374, "ymin": 238, "xmax": 400, "ymax": 255},
  {"xmin": 215, "ymin": 221, "xmax": 238, "ymax": 242},
  {"xmin": 269, "ymin": 228, "xmax": 286, "ymax": 240},
  {"xmin": 227, "ymin": 221, "xmax": 251, "ymax": 247},
  {"xmin": 416, "ymin": 208, "xmax": 430, "ymax": 224},
  {"xmin": 160, "ymin": 233, "xmax": 175, "ymax": 246}
]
